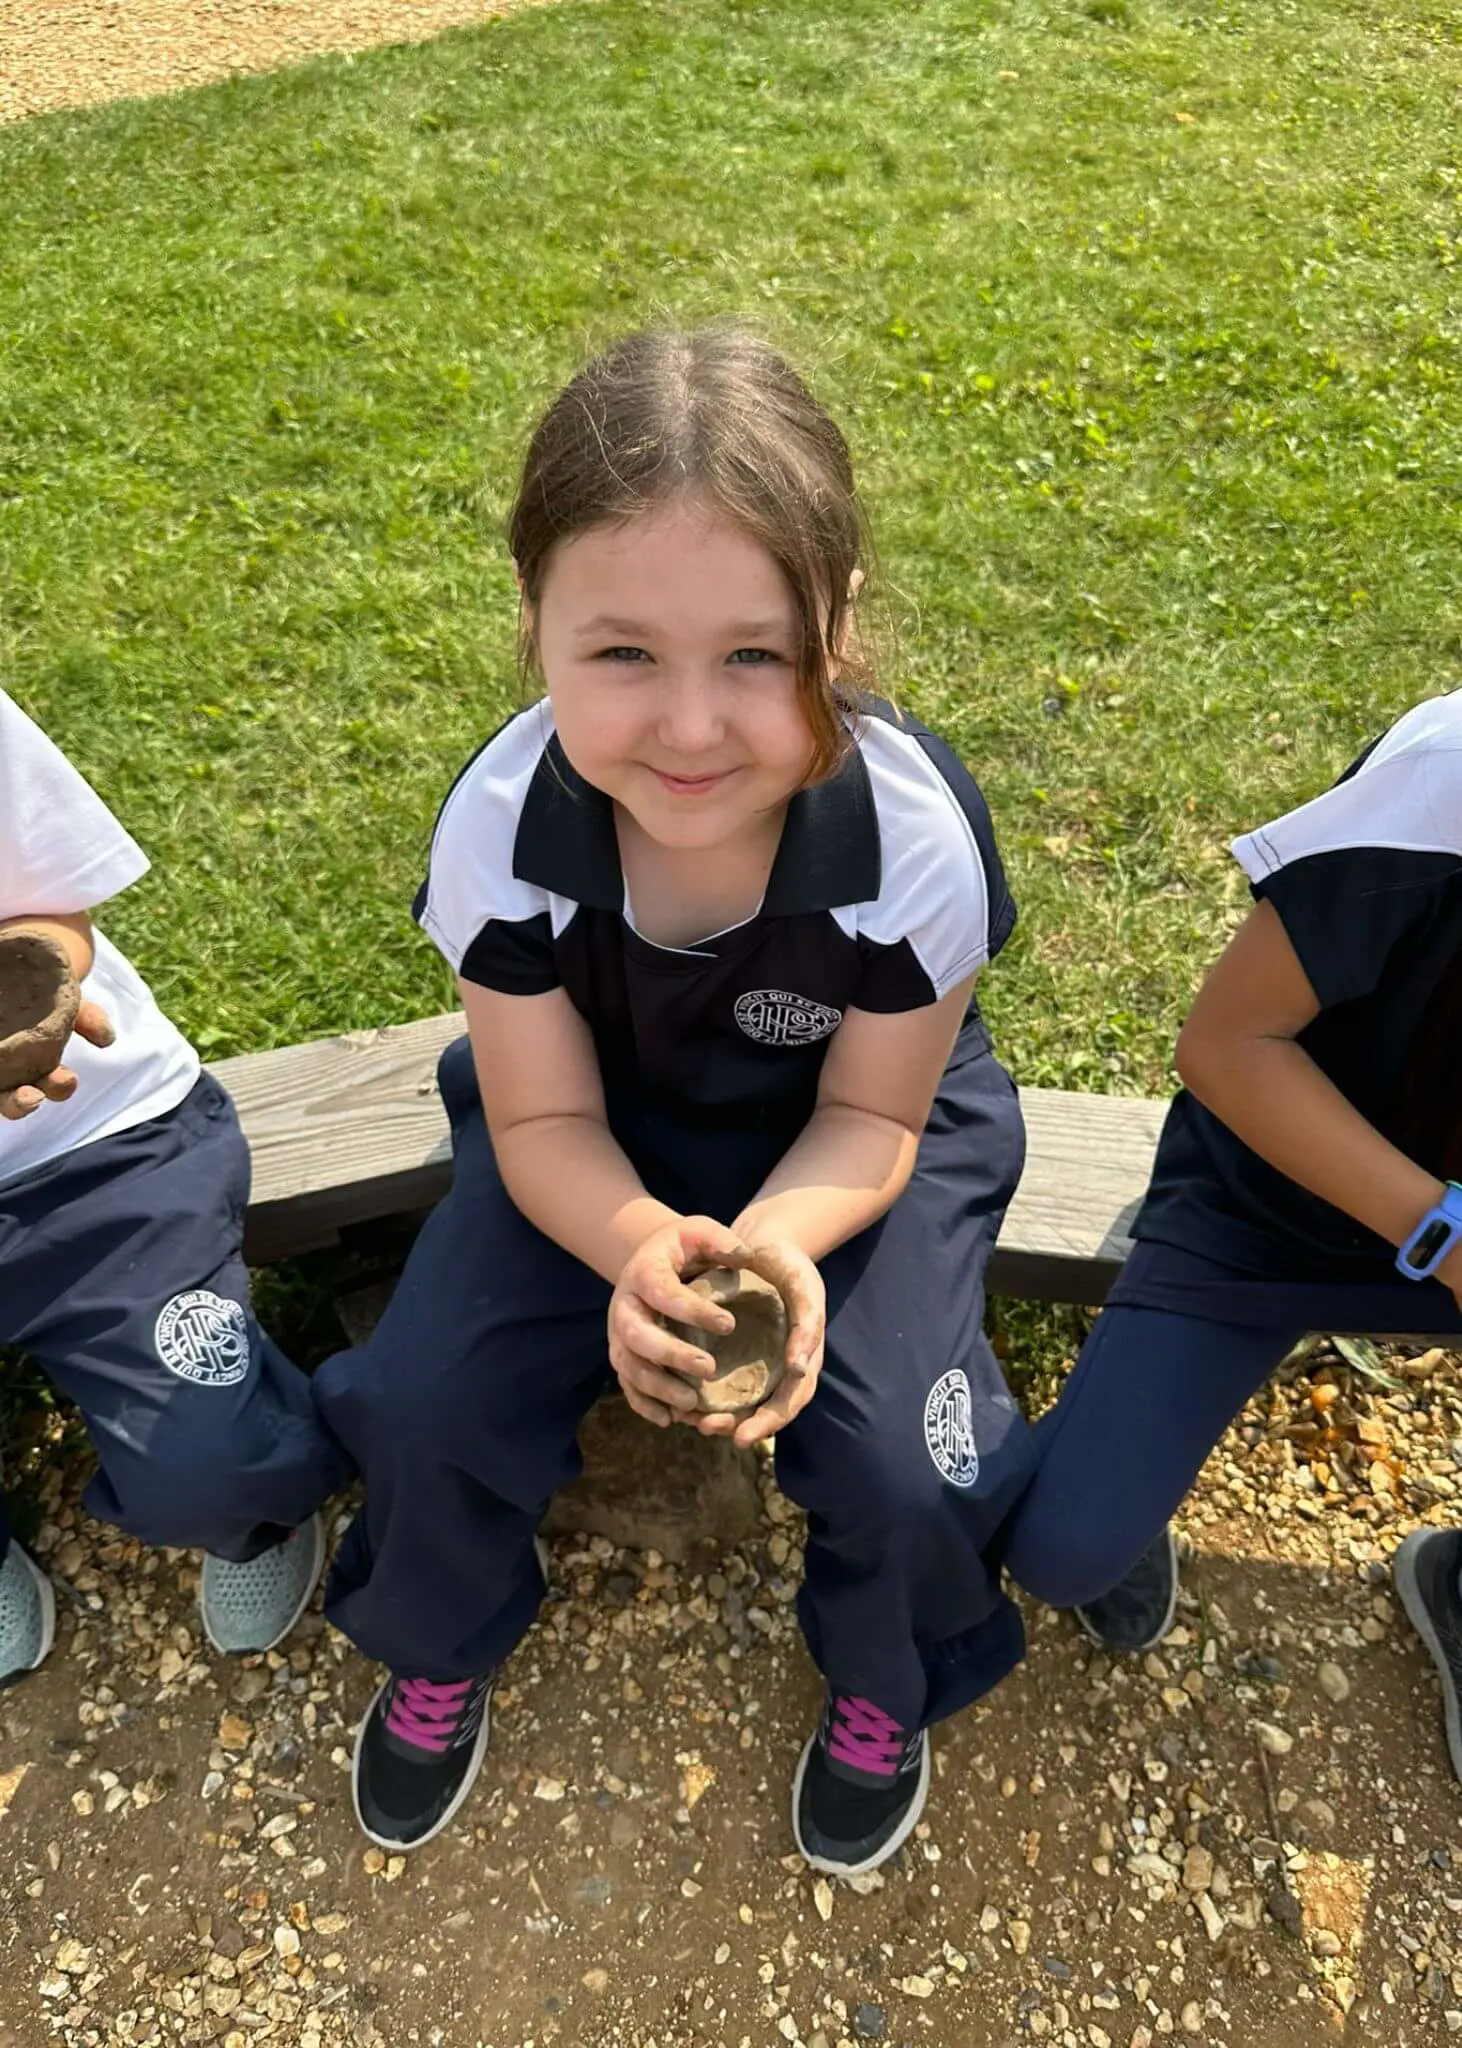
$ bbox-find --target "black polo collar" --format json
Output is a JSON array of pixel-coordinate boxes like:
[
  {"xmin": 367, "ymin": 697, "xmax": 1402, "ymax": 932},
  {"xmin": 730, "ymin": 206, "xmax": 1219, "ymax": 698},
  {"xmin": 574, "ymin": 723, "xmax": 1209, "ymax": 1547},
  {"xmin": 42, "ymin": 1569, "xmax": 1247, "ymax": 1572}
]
[{"xmin": 513, "ymin": 729, "xmax": 882, "ymax": 914}]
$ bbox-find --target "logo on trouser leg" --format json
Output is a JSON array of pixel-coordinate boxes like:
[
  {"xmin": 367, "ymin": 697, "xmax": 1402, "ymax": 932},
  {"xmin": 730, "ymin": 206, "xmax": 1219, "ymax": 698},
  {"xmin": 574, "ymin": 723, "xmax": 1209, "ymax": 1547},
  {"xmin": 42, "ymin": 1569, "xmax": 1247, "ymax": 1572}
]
[
  {"xmin": 154, "ymin": 1290, "xmax": 251, "ymax": 1387},
  {"xmin": 924, "ymin": 1368, "xmax": 980, "ymax": 1488}
]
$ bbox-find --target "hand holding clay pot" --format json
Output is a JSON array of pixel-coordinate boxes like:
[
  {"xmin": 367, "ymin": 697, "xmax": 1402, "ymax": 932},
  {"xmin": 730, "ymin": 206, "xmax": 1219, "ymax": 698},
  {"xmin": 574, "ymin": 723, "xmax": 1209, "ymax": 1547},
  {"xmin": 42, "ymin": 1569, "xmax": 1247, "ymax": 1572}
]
[
  {"xmin": 0, "ymin": 929, "xmax": 113, "ymax": 1117},
  {"xmin": 662, "ymin": 1266, "xmax": 791, "ymax": 1421},
  {"xmin": 0, "ymin": 931, "xmax": 83, "ymax": 1091}
]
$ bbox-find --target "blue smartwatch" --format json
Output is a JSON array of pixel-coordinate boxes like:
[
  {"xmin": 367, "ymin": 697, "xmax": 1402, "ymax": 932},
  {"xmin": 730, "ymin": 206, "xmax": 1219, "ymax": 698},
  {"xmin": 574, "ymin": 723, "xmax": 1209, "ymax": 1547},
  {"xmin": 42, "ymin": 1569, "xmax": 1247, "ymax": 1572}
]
[{"xmin": 1397, "ymin": 1182, "xmax": 1462, "ymax": 1281}]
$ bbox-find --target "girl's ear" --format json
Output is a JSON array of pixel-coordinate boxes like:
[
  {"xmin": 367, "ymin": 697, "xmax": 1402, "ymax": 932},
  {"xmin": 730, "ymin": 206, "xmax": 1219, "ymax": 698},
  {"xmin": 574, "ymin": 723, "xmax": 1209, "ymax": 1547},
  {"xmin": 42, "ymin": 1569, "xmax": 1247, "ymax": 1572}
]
[{"xmin": 848, "ymin": 567, "xmax": 865, "ymax": 604}]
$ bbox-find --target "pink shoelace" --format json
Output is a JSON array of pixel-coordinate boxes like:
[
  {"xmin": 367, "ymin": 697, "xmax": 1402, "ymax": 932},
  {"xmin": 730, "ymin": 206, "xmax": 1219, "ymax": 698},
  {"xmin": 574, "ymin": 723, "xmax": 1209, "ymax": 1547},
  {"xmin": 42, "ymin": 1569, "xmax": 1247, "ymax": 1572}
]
[
  {"xmin": 384, "ymin": 1676, "xmax": 479, "ymax": 1755},
  {"xmin": 826, "ymin": 1694, "xmax": 907, "ymax": 1778}
]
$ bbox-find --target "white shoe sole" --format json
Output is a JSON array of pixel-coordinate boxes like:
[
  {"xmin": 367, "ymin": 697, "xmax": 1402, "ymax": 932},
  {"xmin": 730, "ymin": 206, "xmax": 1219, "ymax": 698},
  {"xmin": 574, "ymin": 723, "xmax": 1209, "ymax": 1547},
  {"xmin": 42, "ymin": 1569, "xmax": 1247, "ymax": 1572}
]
[
  {"xmin": 1394, "ymin": 1530, "xmax": 1462, "ymax": 1784},
  {"xmin": 352, "ymin": 1673, "xmax": 494, "ymax": 1853},
  {"xmin": 200, "ymin": 1510, "xmax": 328, "ymax": 1657},
  {"xmin": 1074, "ymin": 1526, "xmax": 1180, "ymax": 1654},
  {"xmin": 791, "ymin": 1728, "xmax": 931, "ymax": 1878},
  {"xmin": 1, "ymin": 1546, "xmax": 56, "ymax": 1685}
]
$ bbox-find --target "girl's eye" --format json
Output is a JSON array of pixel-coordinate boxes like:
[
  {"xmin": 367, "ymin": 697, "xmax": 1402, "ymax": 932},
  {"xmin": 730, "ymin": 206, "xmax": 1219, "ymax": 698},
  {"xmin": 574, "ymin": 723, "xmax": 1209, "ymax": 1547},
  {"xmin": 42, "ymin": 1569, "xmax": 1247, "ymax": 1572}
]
[
  {"xmin": 728, "ymin": 647, "xmax": 785, "ymax": 666},
  {"xmin": 596, "ymin": 646, "xmax": 651, "ymax": 663}
]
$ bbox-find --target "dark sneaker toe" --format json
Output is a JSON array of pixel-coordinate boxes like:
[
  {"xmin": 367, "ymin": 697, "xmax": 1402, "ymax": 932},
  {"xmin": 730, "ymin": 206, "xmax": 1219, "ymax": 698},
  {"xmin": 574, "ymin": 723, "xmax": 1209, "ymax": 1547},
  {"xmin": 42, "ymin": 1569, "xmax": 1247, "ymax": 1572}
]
[
  {"xmin": 354, "ymin": 1742, "xmax": 461, "ymax": 1850},
  {"xmin": 1075, "ymin": 1527, "xmax": 1178, "ymax": 1654},
  {"xmin": 793, "ymin": 1727, "xmax": 929, "ymax": 1877},
  {"xmin": 352, "ymin": 1672, "xmax": 493, "ymax": 1852}
]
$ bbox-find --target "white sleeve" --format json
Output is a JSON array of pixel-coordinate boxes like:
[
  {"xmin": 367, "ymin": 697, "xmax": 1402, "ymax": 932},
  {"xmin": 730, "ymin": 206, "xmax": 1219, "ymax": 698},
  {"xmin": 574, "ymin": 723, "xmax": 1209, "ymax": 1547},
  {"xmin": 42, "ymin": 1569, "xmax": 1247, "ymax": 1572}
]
[
  {"xmin": 855, "ymin": 821, "xmax": 989, "ymax": 1008},
  {"xmin": 1233, "ymin": 743, "xmax": 1462, "ymax": 881},
  {"xmin": 413, "ymin": 716, "xmax": 562, "ymax": 993},
  {"xmin": 0, "ymin": 691, "xmax": 150, "ymax": 921},
  {"xmin": 852, "ymin": 722, "xmax": 992, "ymax": 1010}
]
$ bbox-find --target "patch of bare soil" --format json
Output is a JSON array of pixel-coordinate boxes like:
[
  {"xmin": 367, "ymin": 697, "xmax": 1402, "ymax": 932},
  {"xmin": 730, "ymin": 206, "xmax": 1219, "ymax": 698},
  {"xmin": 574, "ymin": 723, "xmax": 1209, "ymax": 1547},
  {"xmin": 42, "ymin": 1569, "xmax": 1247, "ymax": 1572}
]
[
  {"xmin": 4, "ymin": 1338, "xmax": 1462, "ymax": 2047},
  {"xmin": 0, "ymin": 0, "xmax": 562, "ymax": 125}
]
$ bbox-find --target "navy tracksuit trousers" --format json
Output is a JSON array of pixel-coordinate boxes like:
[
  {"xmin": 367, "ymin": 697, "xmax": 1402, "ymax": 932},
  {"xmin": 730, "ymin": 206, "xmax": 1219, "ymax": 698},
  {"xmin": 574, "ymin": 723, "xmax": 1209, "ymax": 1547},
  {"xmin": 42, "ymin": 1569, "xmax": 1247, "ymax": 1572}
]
[
  {"xmin": 318, "ymin": 1032, "xmax": 1033, "ymax": 1731},
  {"xmin": 1000, "ymin": 1240, "xmax": 1462, "ymax": 1610},
  {"xmin": 0, "ymin": 1075, "xmax": 350, "ymax": 1566}
]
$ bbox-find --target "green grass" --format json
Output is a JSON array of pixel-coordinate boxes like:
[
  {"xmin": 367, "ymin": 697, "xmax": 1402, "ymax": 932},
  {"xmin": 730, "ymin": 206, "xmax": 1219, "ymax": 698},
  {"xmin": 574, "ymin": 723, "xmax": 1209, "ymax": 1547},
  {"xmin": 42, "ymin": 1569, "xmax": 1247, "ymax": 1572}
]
[{"xmin": 2, "ymin": 0, "xmax": 1460, "ymax": 1098}]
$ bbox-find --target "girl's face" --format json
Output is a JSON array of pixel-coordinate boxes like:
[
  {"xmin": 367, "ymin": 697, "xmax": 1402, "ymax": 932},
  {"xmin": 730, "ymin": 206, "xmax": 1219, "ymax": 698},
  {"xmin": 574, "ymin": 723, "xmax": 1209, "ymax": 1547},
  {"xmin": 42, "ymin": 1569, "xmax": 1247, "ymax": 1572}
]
[{"xmin": 530, "ymin": 499, "xmax": 820, "ymax": 853}]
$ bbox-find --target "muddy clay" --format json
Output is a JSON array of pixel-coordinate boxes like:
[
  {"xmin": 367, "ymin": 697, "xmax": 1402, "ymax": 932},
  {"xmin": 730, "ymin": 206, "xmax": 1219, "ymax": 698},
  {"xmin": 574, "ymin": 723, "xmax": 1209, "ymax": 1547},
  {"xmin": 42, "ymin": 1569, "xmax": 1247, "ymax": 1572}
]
[
  {"xmin": 0, "ymin": 929, "xmax": 80, "ymax": 1092},
  {"xmin": 667, "ymin": 1267, "xmax": 790, "ymax": 1419}
]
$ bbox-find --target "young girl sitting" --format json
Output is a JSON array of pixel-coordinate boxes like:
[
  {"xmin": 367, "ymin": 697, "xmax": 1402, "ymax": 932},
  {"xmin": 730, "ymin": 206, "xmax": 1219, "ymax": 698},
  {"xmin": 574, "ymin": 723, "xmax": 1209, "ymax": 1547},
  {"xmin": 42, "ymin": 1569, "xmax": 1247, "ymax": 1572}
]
[
  {"xmin": 315, "ymin": 325, "xmax": 1034, "ymax": 1870},
  {"xmin": 998, "ymin": 692, "xmax": 1462, "ymax": 1769}
]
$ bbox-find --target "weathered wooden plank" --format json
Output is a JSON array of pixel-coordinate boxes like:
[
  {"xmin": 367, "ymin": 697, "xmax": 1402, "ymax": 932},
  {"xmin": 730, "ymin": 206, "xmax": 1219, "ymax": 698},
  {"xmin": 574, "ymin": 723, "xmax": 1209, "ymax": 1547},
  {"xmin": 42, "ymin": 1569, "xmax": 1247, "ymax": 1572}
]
[
  {"xmin": 215, "ymin": 1012, "xmax": 1167, "ymax": 1297},
  {"xmin": 211, "ymin": 1014, "xmax": 462, "ymax": 1264},
  {"xmin": 991, "ymin": 1086, "xmax": 1170, "ymax": 1303}
]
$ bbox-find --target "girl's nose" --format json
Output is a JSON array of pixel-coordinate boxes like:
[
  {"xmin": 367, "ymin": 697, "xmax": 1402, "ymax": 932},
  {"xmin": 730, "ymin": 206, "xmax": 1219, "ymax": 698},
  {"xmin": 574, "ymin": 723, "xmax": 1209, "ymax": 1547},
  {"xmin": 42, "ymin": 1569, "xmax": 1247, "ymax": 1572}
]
[{"xmin": 657, "ymin": 675, "xmax": 727, "ymax": 755}]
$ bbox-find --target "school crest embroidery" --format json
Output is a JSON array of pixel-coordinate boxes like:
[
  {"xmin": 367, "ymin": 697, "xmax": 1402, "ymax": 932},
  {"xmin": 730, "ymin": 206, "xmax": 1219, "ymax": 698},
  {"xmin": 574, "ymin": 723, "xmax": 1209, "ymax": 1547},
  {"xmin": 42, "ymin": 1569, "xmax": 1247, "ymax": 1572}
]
[
  {"xmin": 155, "ymin": 1290, "xmax": 251, "ymax": 1388},
  {"xmin": 924, "ymin": 1368, "xmax": 980, "ymax": 1489},
  {"xmin": 733, "ymin": 989, "xmax": 842, "ymax": 1048}
]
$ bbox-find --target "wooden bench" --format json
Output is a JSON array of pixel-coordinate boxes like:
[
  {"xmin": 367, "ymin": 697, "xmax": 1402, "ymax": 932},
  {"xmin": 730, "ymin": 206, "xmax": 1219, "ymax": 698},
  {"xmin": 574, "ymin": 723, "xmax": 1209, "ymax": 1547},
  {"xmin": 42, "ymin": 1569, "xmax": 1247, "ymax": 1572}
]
[
  {"xmin": 212, "ymin": 1016, "xmax": 1170, "ymax": 1559},
  {"xmin": 214, "ymin": 1011, "xmax": 1167, "ymax": 1300}
]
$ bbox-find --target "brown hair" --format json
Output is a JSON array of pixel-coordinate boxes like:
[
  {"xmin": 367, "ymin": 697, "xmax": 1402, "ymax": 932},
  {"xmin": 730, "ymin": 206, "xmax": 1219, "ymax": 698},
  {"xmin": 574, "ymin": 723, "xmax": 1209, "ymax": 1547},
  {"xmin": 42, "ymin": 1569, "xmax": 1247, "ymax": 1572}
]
[{"xmin": 507, "ymin": 324, "xmax": 872, "ymax": 783}]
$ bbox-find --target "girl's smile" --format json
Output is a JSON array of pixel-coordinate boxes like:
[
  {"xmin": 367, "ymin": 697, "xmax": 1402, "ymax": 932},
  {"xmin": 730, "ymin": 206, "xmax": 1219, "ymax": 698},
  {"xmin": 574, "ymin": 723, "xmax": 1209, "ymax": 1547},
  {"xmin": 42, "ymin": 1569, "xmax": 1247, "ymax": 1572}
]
[{"xmin": 647, "ymin": 766, "xmax": 737, "ymax": 798}]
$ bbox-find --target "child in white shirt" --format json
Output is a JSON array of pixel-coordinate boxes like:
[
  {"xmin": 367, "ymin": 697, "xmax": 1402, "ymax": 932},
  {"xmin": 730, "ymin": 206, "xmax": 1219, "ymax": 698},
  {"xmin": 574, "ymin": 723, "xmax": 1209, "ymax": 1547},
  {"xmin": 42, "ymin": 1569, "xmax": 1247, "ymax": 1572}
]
[{"xmin": 0, "ymin": 689, "xmax": 349, "ymax": 1679}]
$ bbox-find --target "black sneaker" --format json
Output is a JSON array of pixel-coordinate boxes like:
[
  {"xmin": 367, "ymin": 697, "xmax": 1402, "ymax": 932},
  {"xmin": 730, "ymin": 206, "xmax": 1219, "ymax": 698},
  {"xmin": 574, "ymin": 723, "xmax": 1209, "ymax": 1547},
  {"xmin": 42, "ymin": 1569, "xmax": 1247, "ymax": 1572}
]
[
  {"xmin": 792, "ymin": 1690, "xmax": 930, "ymax": 1877},
  {"xmin": 352, "ymin": 1671, "xmax": 494, "ymax": 1850},
  {"xmin": 1075, "ymin": 1527, "xmax": 1179, "ymax": 1654},
  {"xmin": 1394, "ymin": 1528, "xmax": 1462, "ymax": 1784}
]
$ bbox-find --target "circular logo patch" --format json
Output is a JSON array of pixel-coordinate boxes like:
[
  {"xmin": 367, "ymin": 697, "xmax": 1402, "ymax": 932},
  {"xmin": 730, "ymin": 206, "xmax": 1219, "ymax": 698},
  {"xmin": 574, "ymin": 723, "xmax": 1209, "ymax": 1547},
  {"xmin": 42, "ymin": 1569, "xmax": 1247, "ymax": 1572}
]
[
  {"xmin": 924, "ymin": 1368, "xmax": 980, "ymax": 1489},
  {"xmin": 154, "ymin": 1290, "xmax": 251, "ymax": 1387},
  {"xmin": 733, "ymin": 989, "xmax": 843, "ymax": 1048}
]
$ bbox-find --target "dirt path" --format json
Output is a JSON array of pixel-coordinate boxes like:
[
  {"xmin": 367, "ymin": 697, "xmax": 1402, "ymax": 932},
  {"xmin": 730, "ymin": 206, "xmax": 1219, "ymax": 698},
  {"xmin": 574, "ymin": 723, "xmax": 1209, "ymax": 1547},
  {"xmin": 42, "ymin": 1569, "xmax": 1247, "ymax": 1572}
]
[
  {"xmin": 4, "ymin": 1342, "xmax": 1462, "ymax": 2048},
  {"xmin": 0, "ymin": 0, "xmax": 561, "ymax": 125}
]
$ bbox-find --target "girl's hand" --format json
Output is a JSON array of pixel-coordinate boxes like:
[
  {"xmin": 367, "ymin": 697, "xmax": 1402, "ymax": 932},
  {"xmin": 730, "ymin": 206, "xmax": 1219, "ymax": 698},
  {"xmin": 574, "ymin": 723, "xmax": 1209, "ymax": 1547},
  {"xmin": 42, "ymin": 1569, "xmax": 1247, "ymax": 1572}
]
[
  {"xmin": 0, "ymin": 999, "xmax": 115, "ymax": 1121},
  {"xmin": 608, "ymin": 1214, "xmax": 755, "ymax": 1429},
  {"xmin": 716, "ymin": 1239, "xmax": 827, "ymax": 1448}
]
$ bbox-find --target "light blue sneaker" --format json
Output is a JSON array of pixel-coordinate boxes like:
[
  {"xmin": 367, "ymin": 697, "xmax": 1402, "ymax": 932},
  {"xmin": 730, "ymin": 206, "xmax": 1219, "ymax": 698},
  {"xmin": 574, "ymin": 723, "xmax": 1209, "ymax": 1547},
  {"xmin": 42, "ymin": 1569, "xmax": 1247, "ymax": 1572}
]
[
  {"xmin": 0, "ymin": 1542, "xmax": 56, "ymax": 1686},
  {"xmin": 200, "ymin": 1513, "xmax": 327, "ymax": 1655}
]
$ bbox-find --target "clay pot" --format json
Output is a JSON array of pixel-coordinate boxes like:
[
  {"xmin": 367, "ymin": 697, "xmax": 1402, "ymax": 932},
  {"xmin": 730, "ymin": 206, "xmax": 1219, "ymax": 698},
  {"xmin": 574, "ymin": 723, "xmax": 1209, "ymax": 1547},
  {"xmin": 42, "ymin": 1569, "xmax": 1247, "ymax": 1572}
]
[
  {"xmin": 0, "ymin": 931, "xmax": 81, "ymax": 1092},
  {"xmin": 664, "ymin": 1267, "xmax": 789, "ymax": 1419}
]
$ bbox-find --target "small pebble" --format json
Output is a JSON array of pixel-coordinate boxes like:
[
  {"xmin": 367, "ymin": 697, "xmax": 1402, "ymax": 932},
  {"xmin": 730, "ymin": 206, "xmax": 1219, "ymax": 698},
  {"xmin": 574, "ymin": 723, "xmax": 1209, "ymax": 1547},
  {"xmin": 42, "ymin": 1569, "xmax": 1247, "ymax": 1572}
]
[{"xmin": 1316, "ymin": 1662, "xmax": 1350, "ymax": 1704}]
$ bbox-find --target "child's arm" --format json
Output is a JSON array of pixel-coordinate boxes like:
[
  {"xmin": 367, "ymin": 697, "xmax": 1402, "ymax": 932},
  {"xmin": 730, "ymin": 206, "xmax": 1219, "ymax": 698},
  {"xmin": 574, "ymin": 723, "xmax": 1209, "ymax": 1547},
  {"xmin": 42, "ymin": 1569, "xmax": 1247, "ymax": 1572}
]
[
  {"xmin": 458, "ymin": 978, "xmax": 755, "ymax": 1427},
  {"xmin": 0, "ymin": 910, "xmax": 116, "ymax": 1120},
  {"xmin": 733, "ymin": 976, "xmax": 975, "ymax": 1262},
  {"xmin": 1175, "ymin": 900, "xmax": 1451, "ymax": 1264},
  {"xmin": 460, "ymin": 976, "xmax": 676, "ymax": 1279}
]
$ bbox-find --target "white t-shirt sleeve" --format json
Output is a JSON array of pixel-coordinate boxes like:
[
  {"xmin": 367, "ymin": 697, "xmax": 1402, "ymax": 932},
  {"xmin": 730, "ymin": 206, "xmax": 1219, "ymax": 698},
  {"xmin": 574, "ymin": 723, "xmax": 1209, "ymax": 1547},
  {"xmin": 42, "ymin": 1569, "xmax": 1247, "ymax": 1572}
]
[
  {"xmin": 0, "ymin": 691, "xmax": 150, "ymax": 920},
  {"xmin": 413, "ymin": 717, "xmax": 562, "ymax": 995},
  {"xmin": 1230, "ymin": 695, "xmax": 1462, "ymax": 1011},
  {"xmin": 851, "ymin": 722, "xmax": 993, "ymax": 1011}
]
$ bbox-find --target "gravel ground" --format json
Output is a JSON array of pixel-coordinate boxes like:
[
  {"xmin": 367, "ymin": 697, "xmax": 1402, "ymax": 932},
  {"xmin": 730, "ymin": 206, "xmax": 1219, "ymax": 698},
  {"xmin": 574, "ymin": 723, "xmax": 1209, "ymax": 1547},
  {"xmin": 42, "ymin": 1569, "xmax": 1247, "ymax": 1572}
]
[
  {"xmin": 0, "ymin": 0, "xmax": 563, "ymax": 125},
  {"xmin": 4, "ymin": 1340, "xmax": 1462, "ymax": 2048}
]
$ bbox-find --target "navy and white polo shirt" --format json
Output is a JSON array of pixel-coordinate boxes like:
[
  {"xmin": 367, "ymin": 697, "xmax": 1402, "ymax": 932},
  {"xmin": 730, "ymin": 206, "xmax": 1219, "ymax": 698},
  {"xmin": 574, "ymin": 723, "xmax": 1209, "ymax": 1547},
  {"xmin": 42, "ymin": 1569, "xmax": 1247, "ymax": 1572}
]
[
  {"xmin": 414, "ymin": 699, "xmax": 1016, "ymax": 1131},
  {"xmin": 1138, "ymin": 690, "xmax": 1462, "ymax": 1278}
]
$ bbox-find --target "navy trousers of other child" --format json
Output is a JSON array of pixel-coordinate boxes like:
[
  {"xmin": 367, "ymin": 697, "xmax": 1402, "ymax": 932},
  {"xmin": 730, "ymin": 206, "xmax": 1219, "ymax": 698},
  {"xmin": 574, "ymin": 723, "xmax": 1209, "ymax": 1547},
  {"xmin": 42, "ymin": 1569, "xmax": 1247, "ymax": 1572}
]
[
  {"xmin": 0, "ymin": 1075, "xmax": 351, "ymax": 1567},
  {"xmin": 1000, "ymin": 1241, "xmax": 1462, "ymax": 1610},
  {"xmin": 318, "ymin": 1032, "xmax": 1033, "ymax": 1732}
]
